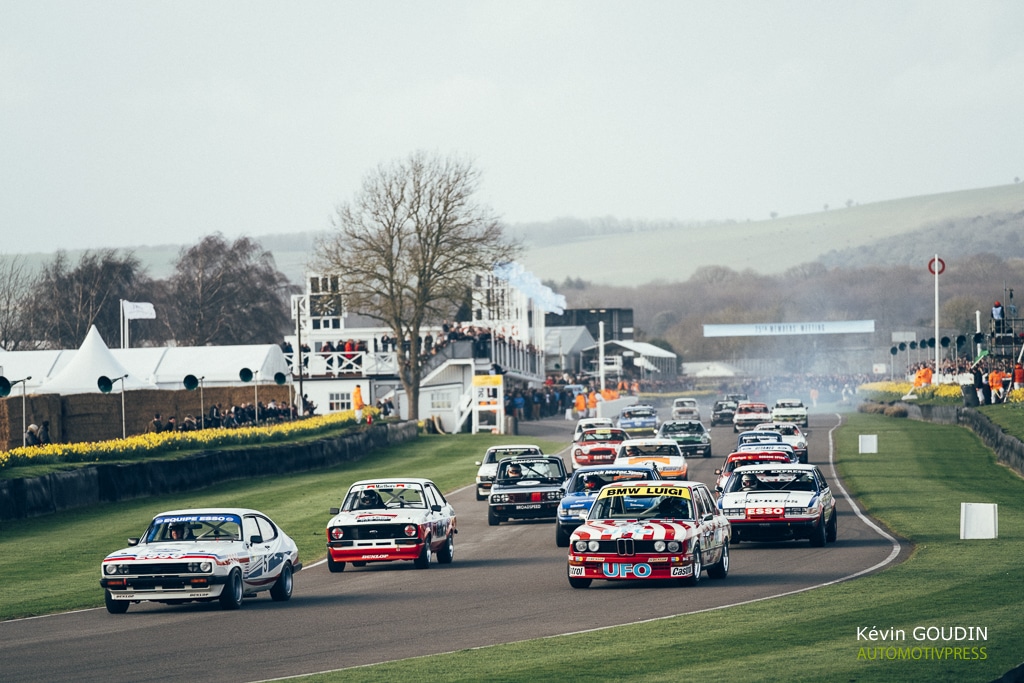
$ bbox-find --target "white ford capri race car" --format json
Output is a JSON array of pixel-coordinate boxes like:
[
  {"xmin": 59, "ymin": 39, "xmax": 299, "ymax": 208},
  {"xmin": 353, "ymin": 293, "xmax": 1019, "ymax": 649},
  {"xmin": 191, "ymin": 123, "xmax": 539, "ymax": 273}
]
[
  {"xmin": 718, "ymin": 464, "xmax": 837, "ymax": 546},
  {"xmin": 100, "ymin": 508, "xmax": 302, "ymax": 613},
  {"xmin": 327, "ymin": 478, "xmax": 457, "ymax": 571}
]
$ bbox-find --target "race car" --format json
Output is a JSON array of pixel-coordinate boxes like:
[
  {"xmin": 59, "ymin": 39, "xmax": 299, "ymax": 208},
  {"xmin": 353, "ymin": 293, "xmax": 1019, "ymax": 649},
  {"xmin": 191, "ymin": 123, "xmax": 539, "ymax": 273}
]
[
  {"xmin": 671, "ymin": 397, "xmax": 701, "ymax": 421},
  {"xmin": 736, "ymin": 429, "xmax": 785, "ymax": 450},
  {"xmin": 713, "ymin": 450, "xmax": 795, "ymax": 492},
  {"xmin": 614, "ymin": 438, "xmax": 689, "ymax": 479},
  {"xmin": 488, "ymin": 456, "xmax": 568, "ymax": 526},
  {"xmin": 567, "ymin": 480, "xmax": 731, "ymax": 588},
  {"xmin": 475, "ymin": 444, "xmax": 543, "ymax": 500},
  {"xmin": 717, "ymin": 464, "xmax": 837, "ymax": 546},
  {"xmin": 100, "ymin": 508, "xmax": 301, "ymax": 613},
  {"xmin": 617, "ymin": 405, "xmax": 660, "ymax": 435},
  {"xmin": 736, "ymin": 441, "xmax": 797, "ymax": 463},
  {"xmin": 755, "ymin": 421, "xmax": 809, "ymax": 463},
  {"xmin": 771, "ymin": 398, "xmax": 809, "ymax": 427},
  {"xmin": 571, "ymin": 427, "xmax": 630, "ymax": 470},
  {"xmin": 554, "ymin": 464, "xmax": 661, "ymax": 547},
  {"xmin": 327, "ymin": 478, "xmax": 457, "ymax": 571},
  {"xmin": 657, "ymin": 419, "xmax": 712, "ymax": 458},
  {"xmin": 710, "ymin": 400, "xmax": 738, "ymax": 426},
  {"xmin": 573, "ymin": 417, "xmax": 614, "ymax": 441},
  {"xmin": 733, "ymin": 402, "xmax": 770, "ymax": 433}
]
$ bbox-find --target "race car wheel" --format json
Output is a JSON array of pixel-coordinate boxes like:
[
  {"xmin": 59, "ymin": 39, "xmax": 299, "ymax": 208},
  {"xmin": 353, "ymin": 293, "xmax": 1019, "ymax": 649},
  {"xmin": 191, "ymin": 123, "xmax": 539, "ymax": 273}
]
[
  {"xmin": 703, "ymin": 448, "xmax": 711, "ymax": 458},
  {"xmin": 476, "ymin": 490, "xmax": 486, "ymax": 502},
  {"xmin": 568, "ymin": 566, "xmax": 592, "ymax": 589},
  {"xmin": 680, "ymin": 544, "xmax": 702, "ymax": 587},
  {"xmin": 707, "ymin": 543, "xmax": 729, "ymax": 579},
  {"xmin": 810, "ymin": 514, "xmax": 827, "ymax": 547},
  {"xmin": 554, "ymin": 522, "xmax": 571, "ymax": 548},
  {"xmin": 269, "ymin": 561, "xmax": 293, "ymax": 602},
  {"xmin": 414, "ymin": 539, "xmax": 432, "ymax": 569},
  {"xmin": 327, "ymin": 555, "xmax": 346, "ymax": 573},
  {"xmin": 437, "ymin": 532, "xmax": 455, "ymax": 564},
  {"xmin": 487, "ymin": 508, "xmax": 502, "ymax": 526},
  {"xmin": 826, "ymin": 509, "xmax": 838, "ymax": 543},
  {"xmin": 219, "ymin": 569, "xmax": 244, "ymax": 610},
  {"xmin": 104, "ymin": 590, "xmax": 129, "ymax": 614}
]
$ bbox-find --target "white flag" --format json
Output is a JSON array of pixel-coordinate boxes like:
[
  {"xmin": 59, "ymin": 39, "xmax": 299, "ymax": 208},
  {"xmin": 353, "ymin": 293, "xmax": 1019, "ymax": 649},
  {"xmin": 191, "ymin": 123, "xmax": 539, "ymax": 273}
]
[{"xmin": 122, "ymin": 301, "xmax": 156, "ymax": 320}]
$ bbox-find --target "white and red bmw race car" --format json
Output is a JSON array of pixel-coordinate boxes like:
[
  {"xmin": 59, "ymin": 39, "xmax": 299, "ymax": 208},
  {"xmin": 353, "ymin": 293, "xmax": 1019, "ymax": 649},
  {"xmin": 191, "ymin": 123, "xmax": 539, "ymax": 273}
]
[
  {"xmin": 327, "ymin": 478, "xmax": 457, "ymax": 571},
  {"xmin": 718, "ymin": 464, "xmax": 836, "ymax": 546},
  {"xmin": 567, "ymin": 481, "xmax": 731, "ymax": 588},
  {"xmin": 100, "ymin": 508, "xmax": 301, "ymax": 613}
]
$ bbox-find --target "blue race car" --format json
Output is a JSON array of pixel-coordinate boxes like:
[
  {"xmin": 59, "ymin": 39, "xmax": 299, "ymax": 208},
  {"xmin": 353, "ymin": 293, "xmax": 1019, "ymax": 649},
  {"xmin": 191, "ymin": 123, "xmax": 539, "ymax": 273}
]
[
  {"xmin": 617, "ymin": 404, "xmax": 660, "ymax": 435},
  {"xmin": 554, "ymin": 464, "xmax": 661, "ymax": 547}
]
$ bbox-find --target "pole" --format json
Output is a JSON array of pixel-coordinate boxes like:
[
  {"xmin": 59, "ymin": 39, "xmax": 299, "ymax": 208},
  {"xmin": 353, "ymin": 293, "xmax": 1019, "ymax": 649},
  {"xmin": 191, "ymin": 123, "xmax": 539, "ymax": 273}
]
[
  {"xmin": 18, "ymin": 377, "xmax": 31, "ymax": 447},
  {"xmin": 598, "ymin": 321, "xmax": 606, "ymax": 391},
  {"xmin": 934, "ymin": 254, "xmax": 940, "ymax": 384},
  {"xmin": 296, "ymin": 295, "xmax": 305, "ymax": 416}
]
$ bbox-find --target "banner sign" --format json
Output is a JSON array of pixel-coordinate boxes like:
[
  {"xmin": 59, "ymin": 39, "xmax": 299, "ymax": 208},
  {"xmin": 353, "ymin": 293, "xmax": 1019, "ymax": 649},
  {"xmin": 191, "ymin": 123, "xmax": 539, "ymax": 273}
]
[{"xmin": 703, "ymin": 320, "xmax": 875, "ymax": 338}]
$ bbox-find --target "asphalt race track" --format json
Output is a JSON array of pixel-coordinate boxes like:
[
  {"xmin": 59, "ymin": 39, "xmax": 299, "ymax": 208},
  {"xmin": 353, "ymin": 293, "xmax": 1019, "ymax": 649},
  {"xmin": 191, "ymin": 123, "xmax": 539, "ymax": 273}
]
[{"xmin": 0, "ymin": 404, "xmax": 903, "ymax": 683}]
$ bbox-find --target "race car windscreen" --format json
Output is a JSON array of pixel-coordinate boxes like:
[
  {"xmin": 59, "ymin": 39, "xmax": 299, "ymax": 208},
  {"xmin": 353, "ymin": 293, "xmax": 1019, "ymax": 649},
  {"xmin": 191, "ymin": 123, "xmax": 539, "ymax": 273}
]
[
  {"xmin": 344, "ymin": 483, "xmax": 426, "ymax": 510},
  {"xmin": 146, "ymin": 514, "xmax": 242, "ymax": 542},
  {"xmin": 571, "ymin": 469, "xmax": 653, "ymax": 493},
  {"xmin": 498, "ymin": 459, "xmax": 562, "ymax": 482},
  {"xmin": 726, "ymin": 470, "xmax": 818, "ymax": 493},
  {"xmin": 590, "ymin": 485, "xmax": 694, "ymax": 520}
]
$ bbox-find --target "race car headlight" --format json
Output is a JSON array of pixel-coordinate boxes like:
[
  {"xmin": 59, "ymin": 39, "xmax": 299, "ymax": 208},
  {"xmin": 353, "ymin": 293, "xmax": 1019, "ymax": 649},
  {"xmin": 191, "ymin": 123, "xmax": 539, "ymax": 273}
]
[
  {"xmin": 404, "ymin": 524, "xmax": 418, "ymax": 538},
  {"xmin": 188, "ymin": 561, "xmax": 213, "ymax": 573},
  {"xmin": 666, "ymin": 540, "xmax": 681, "ymax": 552},
  {"xmin": 786, "ymin": 506, "xmax": 816, "ymax": 515},
  {"xmin": 491, "ymin": 493, "xmax": 511, "ymax": 503},
  {"xmin": 330, "ymin": 527, "xmax": 344, "ymax": 540},
  {"xmin": 701, "ymin": 436, "xmax": 710, "ymax": 444},
  {"xmin": 573, "ymin": 540, "xmax": 601, "ymax": 552},
  {"xmin": 544, "ymin": 491, "xmax": 562, "ymax": 501},
  {"xmin": 797, "ymin": 441, "xmax": 806, "ymax": 449},
  {"xmin": 104, "ymin": 563, "xmax": 128, "ymax": 575}
]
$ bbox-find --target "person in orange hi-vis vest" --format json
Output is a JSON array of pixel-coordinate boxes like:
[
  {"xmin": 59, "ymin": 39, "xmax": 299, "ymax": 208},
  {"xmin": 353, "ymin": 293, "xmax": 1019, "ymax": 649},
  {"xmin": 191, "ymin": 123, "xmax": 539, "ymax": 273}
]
[
  {"xmin": 1014, "ymin": 363, "xmax": 1024, "ymax": 391},
  {"xmin": 353, "ymin": 384, "xmax": 365, "ymax": 422},
  {"xmin": 574, "ymin": 391, "xmax": 586, "ymax": 418},
  {"xmin": 587, "ymin": 390, "xmax": 599, "ymax": 418},
  {"xmin": 989, "ymin": 368, "xmax": 1006, "ymax": 403}
]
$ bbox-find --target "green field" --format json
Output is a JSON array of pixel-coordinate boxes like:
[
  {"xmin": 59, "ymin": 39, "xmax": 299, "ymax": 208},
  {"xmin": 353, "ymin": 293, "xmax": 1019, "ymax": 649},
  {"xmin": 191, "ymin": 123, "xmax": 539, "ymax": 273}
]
[{"xmin": 2, "ymin": 415, "xmax": 1022, "ymax": 682}]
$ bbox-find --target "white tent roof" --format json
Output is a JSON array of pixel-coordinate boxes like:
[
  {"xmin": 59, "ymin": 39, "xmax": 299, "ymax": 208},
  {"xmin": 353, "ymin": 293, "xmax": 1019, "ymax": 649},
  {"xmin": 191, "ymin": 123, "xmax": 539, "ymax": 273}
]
[
  {"xmin": 1, "ymin": 330, "xmax": 292, "ymax": 396},
  {"xmin": 38, "ymin": 326, "xmax": 156, "ymax": 395},
  {"xmin": 115, "ymin": 344, "xmax": 291, "ymax": 389}
]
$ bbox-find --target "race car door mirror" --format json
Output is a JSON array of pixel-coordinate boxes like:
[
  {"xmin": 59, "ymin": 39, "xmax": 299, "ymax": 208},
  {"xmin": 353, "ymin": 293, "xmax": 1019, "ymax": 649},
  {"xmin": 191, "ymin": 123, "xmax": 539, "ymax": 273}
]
[{"xmin": 249, "ymin": 534, "xmax": 264, "ymax": 545}]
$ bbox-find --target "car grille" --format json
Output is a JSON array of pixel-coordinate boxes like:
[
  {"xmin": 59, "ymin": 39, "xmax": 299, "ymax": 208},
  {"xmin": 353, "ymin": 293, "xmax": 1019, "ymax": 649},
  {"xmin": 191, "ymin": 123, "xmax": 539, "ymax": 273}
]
[
  {"xmin": 120, "ymin": 562, "xmax": 194, "ymax": 575},
  {"xmin": 585, "ymin": 539, "xmax": 668, "ymax": 555},
  {"xmin": 336, "ymin": 523, "xmax": 409, "ymax": 540}
]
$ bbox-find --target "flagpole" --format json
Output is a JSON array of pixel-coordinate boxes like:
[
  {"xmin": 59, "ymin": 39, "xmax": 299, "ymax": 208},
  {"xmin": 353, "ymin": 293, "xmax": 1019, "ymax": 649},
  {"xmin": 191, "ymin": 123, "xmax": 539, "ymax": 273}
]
[{"xmin": 120, "ymin": 299, "xmax": 125, "ymax": 349}]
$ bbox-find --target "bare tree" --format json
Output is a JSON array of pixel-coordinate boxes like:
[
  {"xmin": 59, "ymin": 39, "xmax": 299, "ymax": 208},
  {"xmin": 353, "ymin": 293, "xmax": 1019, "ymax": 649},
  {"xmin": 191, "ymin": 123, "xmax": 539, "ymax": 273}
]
[
  {"xmin": 313, "ymin": 151, "xmax": 518, "ymax": 419},
  {"xmin": 163, "ymin": 234, "xmax": 292, "ymax": 346},
  {"xmin": 22, "ymin": 250, "xmax": 153, "ymax": 348},
  {"xmin": 0, "ymin": 254, "xmax": 32, "ymax": 350}
]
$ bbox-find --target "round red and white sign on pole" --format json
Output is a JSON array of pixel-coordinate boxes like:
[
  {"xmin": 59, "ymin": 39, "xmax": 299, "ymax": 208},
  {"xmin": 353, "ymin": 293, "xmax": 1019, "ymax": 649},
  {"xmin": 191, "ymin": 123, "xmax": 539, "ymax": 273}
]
[{"xmin": 928, "ymin": 257, "xmax": 945, "ymax": 275}]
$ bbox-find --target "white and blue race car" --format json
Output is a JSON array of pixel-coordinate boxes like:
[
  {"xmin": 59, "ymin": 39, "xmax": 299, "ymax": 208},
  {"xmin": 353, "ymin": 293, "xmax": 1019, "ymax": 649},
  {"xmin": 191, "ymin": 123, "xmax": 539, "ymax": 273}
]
[{"xmin": 100, "ymin": 508, "xmax": 301, "ymax": 613}]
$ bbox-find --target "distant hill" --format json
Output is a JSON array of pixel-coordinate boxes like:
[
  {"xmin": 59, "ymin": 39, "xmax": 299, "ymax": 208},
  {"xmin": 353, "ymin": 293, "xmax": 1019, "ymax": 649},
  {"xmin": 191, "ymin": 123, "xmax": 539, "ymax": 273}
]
[{"xmin": 6, "ymin": 183, "xmax": 1024, "ymax": 287}]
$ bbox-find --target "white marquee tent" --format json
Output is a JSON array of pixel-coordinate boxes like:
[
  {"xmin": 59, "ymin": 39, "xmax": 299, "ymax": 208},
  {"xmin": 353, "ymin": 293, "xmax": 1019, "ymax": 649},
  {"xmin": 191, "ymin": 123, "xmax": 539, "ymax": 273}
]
[{"xmin": 0, "ymin": 326, "xmax": 291, "ymax": 396}]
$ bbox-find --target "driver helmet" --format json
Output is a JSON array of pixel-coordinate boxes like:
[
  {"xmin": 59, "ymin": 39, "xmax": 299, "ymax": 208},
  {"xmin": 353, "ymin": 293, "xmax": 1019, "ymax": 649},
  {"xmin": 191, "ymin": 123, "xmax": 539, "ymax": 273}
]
[
  {"xmin": 359, "ymin": 489, "xmax": 380, "ymax": 506},
  {"xmin": 741, "ymin": 474, "xmax": 757, "ymax": 488},
  {"xmin": 507, "ymin": 463, "xmax": 522, "ymax": 477}
]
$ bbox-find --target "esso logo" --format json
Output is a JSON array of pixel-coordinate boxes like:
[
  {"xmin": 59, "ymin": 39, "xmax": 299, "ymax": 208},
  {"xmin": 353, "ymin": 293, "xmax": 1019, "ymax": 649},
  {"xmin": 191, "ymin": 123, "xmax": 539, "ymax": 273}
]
[{"xmin": 748, "ymin": 507, "xmax": 784, "ymax": 516}]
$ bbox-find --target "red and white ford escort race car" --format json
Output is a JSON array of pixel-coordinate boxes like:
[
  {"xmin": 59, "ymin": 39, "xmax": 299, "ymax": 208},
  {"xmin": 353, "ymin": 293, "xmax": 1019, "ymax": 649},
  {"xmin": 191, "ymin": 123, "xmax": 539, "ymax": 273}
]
[
  {"xmin": 327, "ymin": 478, "xmax": 457, "ymax": 571},
  {"xmin": 717, "ymin": 464, "xmax": 836, "ymax": 546},
  {"xmin": 567, "ymin": 481, "xmax": 731, "ymax": 588},
  {"xmin": 100, "ymin": 508, "xmax": 301, "ymax": 613}
]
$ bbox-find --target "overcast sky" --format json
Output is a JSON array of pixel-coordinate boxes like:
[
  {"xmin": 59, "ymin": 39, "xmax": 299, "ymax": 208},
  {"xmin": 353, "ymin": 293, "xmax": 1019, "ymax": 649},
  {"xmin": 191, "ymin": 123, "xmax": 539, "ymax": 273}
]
[{"xmin": 3, "ymin": 2, "xmax": 1023, "ymax": 255}]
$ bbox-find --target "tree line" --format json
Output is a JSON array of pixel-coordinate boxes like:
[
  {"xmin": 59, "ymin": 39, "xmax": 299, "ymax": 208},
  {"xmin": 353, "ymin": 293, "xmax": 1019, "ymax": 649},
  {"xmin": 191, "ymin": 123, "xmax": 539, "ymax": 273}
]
[{"xmin": 0, "ymin": 234, "xmax": 293, "ymax": 350}]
